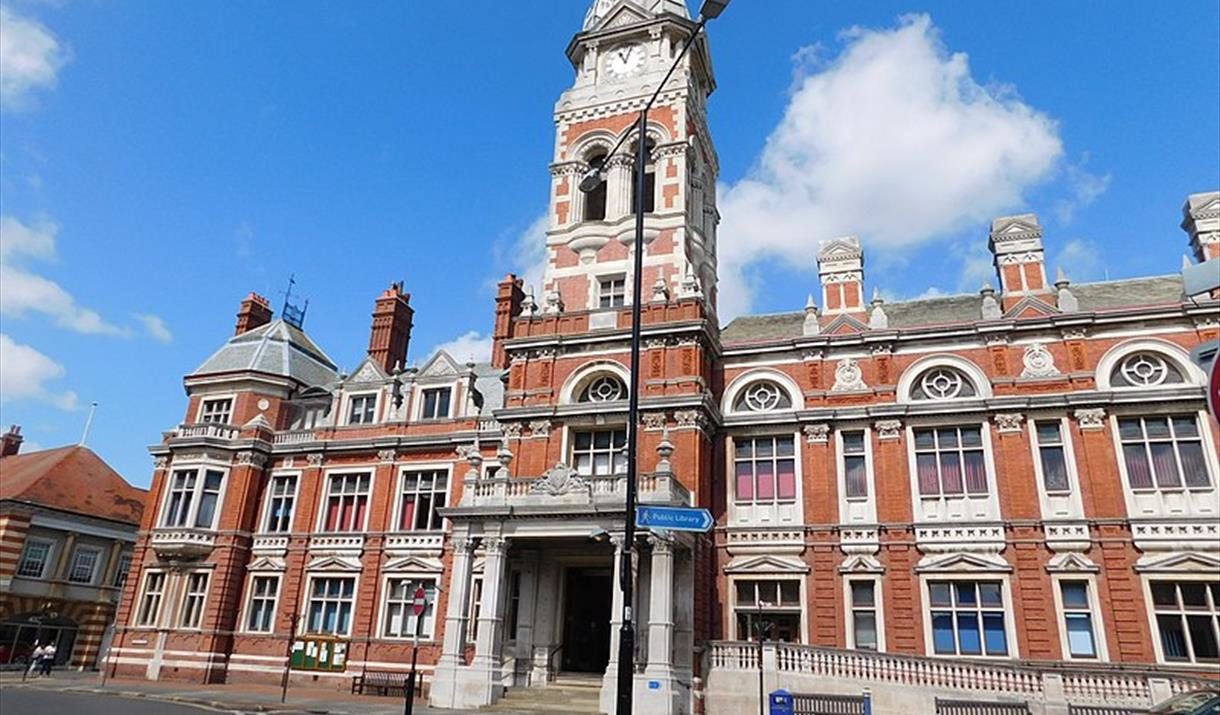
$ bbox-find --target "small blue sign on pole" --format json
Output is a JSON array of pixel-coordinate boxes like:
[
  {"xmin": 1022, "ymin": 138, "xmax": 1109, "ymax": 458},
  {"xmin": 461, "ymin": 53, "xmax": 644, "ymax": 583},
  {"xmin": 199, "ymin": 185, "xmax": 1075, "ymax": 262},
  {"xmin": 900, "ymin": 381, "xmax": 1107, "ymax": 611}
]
[
  {"xmin": 769, "ymin": 689, "xmax": 794, "ymax": 715},
  {"xmin": 635, "ymin": 505, "xmax": 714, "ymax": 532}
]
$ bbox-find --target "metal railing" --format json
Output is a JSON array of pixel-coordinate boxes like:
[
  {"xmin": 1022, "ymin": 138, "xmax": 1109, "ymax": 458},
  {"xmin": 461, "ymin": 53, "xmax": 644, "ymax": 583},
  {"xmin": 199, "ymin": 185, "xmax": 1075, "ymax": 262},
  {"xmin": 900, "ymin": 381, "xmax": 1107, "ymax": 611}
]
[{"xmin": 935, "ymin": 698, "xmax": 1032, "ymax": 715}]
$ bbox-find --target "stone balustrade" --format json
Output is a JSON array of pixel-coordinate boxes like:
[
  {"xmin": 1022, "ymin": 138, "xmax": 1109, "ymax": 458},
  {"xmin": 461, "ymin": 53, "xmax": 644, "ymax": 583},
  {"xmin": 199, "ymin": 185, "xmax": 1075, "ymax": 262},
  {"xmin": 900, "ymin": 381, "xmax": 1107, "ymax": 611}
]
[
  {"xmin": 149, "ymin": 528, "xmax": 217, "ymax": 558},
  {"xmin": 307, "ymin": 533, "xmax": 365, "ymax": 553},
  {"xmin": 272, "ymin": 430, "xmax": 317, "ymax": 445},
  {"xmin": 172, "ymin": 422, "xmax": 241, "ymax": 440},
  {"xmin": 461, "ymin": 470, "xmax": 691, "ymax": 510}
]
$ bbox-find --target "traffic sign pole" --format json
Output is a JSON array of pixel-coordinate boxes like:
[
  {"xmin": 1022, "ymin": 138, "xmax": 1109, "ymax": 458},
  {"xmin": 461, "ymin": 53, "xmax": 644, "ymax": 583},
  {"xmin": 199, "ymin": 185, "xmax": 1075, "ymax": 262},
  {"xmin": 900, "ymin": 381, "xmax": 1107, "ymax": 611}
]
[{"xmin": 405, "ymin": 586, "xmax": 426, "ymax": 715}]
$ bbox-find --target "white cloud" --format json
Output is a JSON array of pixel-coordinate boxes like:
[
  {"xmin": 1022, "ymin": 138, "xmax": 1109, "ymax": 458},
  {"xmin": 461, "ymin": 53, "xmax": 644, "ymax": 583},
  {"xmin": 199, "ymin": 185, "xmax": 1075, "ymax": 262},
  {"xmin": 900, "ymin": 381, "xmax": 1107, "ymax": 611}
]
[
  {"xmin": 134, "ymin": 313, "xmax": 173, "ymax": 343},
  {"xmin": 509, "ymin": 213, "xmax": 549, "ymax": 298},
  {"xmin": 717, "ymin": 14, "xmax": 1064, "ymax": 318},
  {"xmin": 431, "ymin": 330, "xmax": 493, "ymax": 364},
  {"xmin": 0, "ymin": 5, "xmax": 70, "ymax": 111},
  {"xmin": 1052, "ymin": 238, "xmax": 1105, "ymax": 282},
  {"xmin": 1053, "ymin": 158, "xmax": 1111, "ymax": 224},
  {"xmin": 0, "ymin": 333, "xmax": 78, "ymax": 410},
  {"xmin": 0, "ymin": 216, "xmax": 128, "ymax": 335}
]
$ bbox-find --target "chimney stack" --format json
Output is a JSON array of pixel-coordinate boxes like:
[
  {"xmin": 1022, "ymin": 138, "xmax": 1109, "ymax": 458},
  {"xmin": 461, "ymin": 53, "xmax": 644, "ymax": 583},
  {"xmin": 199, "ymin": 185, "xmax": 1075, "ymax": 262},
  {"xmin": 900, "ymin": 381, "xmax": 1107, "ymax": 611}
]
[
  {"xmin": 1, "ymin": 425, "xmax": 23, "ymax": 457},
  {"xmin": 816, "ymin": 236, "xmax": 866, "ymax": 318},
  {"xmin": 1181, "ymin": 191, "xmax": 1220, "ymax": 262},
  {"xmin": 367, "ymin": 282, "xmax": 414, "ymax": 373},
  {"xmin": 491, "ymin": 274, "xmax": 526, "ymax": 369},
  {"xmin": 988, "ymin": 213, "xmax": 1052, "ymax": 312},
  {"xmin": 235, "ymin": 292, "xmax": 273, "ymax": 335}
]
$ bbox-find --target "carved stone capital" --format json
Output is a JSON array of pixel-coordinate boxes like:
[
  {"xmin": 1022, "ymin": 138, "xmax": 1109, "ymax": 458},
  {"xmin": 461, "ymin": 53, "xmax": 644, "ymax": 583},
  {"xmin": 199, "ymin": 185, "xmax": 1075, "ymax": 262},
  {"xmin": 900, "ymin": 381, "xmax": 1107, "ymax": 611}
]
[
  {"xmin": 803, "ymin": 424, "xmax": 830, "ymax": 443},
  {"xmin": 647, "ymin": 532, "xmax": 674, "ymax": 553},
  {"xmin": 528, "ymin": 420, "xmax": 552, "ymax": 438},
  {"xmin": 641, "ymin": 411, "xmax": 668, "ymax": 431},
  {"xmin": 482, "ymin": 536, "xmax": 508, "ymax": 556},
  {"xmin": 236, "ymin": 450, "xmax": 268, "ymax": 468},
  {"xmin": 1074, "ymin": 408, "xmax": 1107, "ymax": 431},
  {"xmin": 153, "ymin": 456, "xmax": 169, "ymax": 470},
  {"xmin": 501, "ymin": 422, "xmax": 525, "ymax": 439},
  {"xmin": 984, "ymin": 335, "xmax": 1010, "ymax": 347},
  {"xmin": 1060, "ymin": 327, "xmax": 1088, "ymax": 340},
  {"xmin": 307, "ymin": 453, "xmax": 324, "ymax": 467},
  {"xmin": 870, "ymin": 343, "xmax": 893, "ymax": 356},
  {"xmin": 377, "ymin": 449, "xmax": 397, "ymax": 464},
  {"xmin": 993, "ymin": 413, "xmax": 1026, "ymax": 434},
  {"xmin": 874, "ymin": 420, "xmax": 903, "ymax": 440},
  {"xmin": 673, "ymin": 409, "xmax": 707, "ymax": 430},
  {"xmin": 451, "ymin": 536, "xmax": 474, "ymax": 554}
]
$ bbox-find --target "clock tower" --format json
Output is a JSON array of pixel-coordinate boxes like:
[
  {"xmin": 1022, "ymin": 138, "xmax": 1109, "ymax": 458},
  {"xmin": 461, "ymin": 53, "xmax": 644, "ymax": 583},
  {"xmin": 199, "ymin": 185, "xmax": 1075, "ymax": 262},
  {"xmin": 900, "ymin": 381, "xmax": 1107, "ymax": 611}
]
[{"xmin": 541, "ymin": 0, "xmax": 720, "ymax": 321}]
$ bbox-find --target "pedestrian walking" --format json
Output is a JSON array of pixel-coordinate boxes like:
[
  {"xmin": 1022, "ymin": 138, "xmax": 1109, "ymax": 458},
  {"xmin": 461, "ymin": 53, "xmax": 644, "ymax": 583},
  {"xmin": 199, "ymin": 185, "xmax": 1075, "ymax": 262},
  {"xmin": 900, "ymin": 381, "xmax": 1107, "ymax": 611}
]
[
  {"xmin": 28, "ymin": 643, "xmax": 45, "ymax": 677},
  {"xmin": 41, "ymin": 642, "xmax": 56, "ymax": 676}
]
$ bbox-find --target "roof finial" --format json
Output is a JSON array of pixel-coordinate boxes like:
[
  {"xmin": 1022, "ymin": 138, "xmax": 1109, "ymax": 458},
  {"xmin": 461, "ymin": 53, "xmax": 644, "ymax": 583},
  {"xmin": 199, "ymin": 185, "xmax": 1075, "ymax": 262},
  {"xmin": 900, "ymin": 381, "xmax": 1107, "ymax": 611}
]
[{"xmin": 79, "ymin": 402, "xmax": 99, "ymax": 446}]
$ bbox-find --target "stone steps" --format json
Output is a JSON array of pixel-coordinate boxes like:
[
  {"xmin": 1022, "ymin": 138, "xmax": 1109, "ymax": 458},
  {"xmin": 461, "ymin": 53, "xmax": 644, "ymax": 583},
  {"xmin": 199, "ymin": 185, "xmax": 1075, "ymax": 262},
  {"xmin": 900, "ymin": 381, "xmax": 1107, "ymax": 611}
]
[{"xmin": 485, "ymin": 676, "xmax": 605, "ymax": 714}]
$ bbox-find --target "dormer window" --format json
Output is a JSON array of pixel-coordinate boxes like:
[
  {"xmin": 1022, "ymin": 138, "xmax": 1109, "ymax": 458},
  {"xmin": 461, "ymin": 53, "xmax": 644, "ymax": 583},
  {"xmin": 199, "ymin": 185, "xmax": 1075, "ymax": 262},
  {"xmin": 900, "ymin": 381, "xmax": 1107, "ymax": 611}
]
[
  {"xmin": 347, "ymin": 394, "xmax": 376, "ymax": 425},
  {"xmin": 200, "ymin": 398, "xmax": 232, "ymax": 424},
  {"xmin": 1111, "ymin": 353, "xmax": 1185, "ymax": 388},
  {"xmin": 421, "ymin": 387, "xmax": 452, "ymax": 419}
]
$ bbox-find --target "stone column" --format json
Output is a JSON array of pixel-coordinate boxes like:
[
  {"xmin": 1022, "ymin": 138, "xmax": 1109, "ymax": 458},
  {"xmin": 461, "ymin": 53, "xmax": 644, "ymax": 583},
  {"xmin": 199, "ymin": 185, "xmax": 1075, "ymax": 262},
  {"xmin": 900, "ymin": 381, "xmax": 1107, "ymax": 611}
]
[
  {"xmin": 639, "ymin": 533, "xmax": 682, "ymax": 715},
  {"xmin": 471, "ymin": 536, "xmax": 509, "ymax": 704},
  {"xmin": 429, "ymin": 535, "xmax": 475, "ymax": 708},
  {"xmin": 607, "ymin": 154, "xmax": 634, "ymax": 219},
  {"xmin": 601, "ymin": 534, "xmax": 627, "ymax": 713}
]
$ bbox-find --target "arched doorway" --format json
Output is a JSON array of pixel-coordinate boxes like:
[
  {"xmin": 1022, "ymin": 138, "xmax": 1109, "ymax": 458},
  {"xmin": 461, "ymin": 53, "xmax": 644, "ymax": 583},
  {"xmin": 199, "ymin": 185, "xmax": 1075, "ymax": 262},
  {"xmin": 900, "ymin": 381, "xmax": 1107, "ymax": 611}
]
[{"xmin": 0, "ymin": 611, "xmax": 78, "ymax": 667}]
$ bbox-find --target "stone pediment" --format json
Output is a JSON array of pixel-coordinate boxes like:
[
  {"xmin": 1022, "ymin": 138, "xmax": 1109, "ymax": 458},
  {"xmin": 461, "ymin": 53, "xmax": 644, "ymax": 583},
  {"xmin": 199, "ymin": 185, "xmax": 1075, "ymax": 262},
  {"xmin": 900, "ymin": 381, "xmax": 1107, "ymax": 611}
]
[
  {"xmin": 839, "ymin": 554, "xmax": 885, "ymax": 574},
  {"xmin": 915, "ymin": 551, "xmax": 1012, "ymax": 573},
  {"xmin": 823, "ymin": 315, "xmax": 868, "ymax": 336},
  {"xmin": 724, "ymin": 554, "xmax": 810, "ymax": 574},
  {"xmin": 1134, "ymin": 551, "xmax": 1220, "ymax": 573},
  {"xmin": 419, "ymin": 350, "xmax": 461, "ymax": 378},
  {"xmin": 383, "ymin": 554, "xmax": 444, "ymax": 574},
  {"xmin": 601, "ymin": 3, "xmax": 649, "ymax": 29},
  {"xmin": 1046, "ymin": 553, "xmax": 1099, "ymax": 574},
  {"xmin": 307, "ymin": 555, "xmax": 363, "ymax": 572},
  {"xmin": 347, "ymin": 358, "xmax": 388, "ymax": 384},
  {"xmin": 247, "ymin": 555, "xmax": 286, "ymax": 572},
  {"xmin": 1004, "ymin": 296, "xmax": 1059, "ymax": 319}
]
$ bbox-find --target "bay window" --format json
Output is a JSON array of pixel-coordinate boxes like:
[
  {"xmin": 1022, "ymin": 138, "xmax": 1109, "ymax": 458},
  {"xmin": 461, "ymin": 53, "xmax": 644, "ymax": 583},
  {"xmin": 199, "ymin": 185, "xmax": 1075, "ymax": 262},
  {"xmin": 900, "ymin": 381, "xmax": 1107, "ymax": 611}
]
[
  {"xmin": 162, "ymin": 468, "xmax": 225, "ymax": 529},
  {"xmin": 734, "ymin": 435, "xmax": 797, "ymax": 504},
  {"xmin": 914, "ymin": 427, "xmax": 988, "ymax": 497},
  {"xmin": 928, "ymin": 580, "xmax": 1009, "ymax": 657}
]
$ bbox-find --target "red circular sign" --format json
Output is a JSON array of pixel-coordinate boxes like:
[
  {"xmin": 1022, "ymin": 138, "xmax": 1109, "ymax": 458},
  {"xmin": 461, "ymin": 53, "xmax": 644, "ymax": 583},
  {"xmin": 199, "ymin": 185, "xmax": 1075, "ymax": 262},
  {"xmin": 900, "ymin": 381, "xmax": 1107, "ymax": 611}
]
[
  {"xmin": 412, "ymin": 586, "xmax": 427, "ymax": 616},
  {"xmin": 1209, "ymin": 354, "xmax": 1220, "ymax": 426}
]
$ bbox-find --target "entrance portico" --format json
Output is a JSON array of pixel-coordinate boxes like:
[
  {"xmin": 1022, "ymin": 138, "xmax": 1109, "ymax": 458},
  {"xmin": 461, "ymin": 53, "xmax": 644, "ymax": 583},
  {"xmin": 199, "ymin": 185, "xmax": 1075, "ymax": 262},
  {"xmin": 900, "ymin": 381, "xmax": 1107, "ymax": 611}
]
[{"xmin": 429, "ymin": 464, "xmax": 696, "ymax": 715}]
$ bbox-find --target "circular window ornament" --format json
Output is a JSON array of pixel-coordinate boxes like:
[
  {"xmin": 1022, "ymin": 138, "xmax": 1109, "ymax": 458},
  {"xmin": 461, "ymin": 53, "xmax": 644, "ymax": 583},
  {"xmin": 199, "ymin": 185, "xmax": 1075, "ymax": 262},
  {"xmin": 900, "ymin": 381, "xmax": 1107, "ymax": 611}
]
[
  {"xmin": 744, "ymin": 382, "xmax": 782, "ymax": 412},
  {"xmin": 583, "ymin": 375, "xmax": 625, "ymax": 402},
  {"xmin": 1120, "ymin": 354, "xmax": 1169, "ymax": 387},
  {"xmin": 920, "ymin": 368, "xmax": 965, "ymax": 400}
]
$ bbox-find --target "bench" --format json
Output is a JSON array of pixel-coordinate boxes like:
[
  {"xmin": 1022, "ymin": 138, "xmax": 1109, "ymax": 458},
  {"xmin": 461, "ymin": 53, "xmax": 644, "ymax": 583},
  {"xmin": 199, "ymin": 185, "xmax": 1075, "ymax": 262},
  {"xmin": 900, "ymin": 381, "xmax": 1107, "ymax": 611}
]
[
  {"xmin": 351, "ymin": 670, "xmax": 423, "ymax": 697},
  {"xmin": 935, "ymin": 698, "xmax": 1032, "ymax": 715}
]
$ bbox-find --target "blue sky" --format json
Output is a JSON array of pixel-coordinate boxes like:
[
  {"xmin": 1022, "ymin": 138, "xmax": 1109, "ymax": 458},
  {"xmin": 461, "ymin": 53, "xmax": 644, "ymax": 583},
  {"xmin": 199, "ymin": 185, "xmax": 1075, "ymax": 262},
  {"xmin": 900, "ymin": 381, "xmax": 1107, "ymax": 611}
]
[{"xmin": 1, "ymin": 0, "xmax": 1217, "ymax": 486}]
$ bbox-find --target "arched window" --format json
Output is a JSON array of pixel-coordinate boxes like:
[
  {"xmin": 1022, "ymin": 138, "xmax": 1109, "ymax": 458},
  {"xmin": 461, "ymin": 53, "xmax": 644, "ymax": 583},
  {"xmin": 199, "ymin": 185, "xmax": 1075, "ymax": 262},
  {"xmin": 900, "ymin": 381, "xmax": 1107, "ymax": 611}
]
[
  {"xmin": 910, "ymin": 367, "xmax": 977, "ymax": 401},
  {"xmin": 1110, "ymin": 352, "xmax": 1185, "ymax": 388},
  {"xmin": 579, "ymin": 374, "xmax": 627, "ymax": 403},
  {"xmin": 584, "ymin": 152, "xmax": 607, "ymax": 221},
  {"xmin": 733, "ymin": 381, "xmax": 794, "ymax": 412},
  {"xmin": 631, "ymin": 139, "xmax": 656, "ymax": 214}
]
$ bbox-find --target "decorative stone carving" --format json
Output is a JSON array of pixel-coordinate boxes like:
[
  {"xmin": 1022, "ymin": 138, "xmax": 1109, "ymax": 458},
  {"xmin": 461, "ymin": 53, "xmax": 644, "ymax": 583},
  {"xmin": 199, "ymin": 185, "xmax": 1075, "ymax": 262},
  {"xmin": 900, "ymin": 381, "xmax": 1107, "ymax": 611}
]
[
  {"xmin": 647, "ymin": 531, "xmax": 674, "ymax": 553},
  {"xmin": 543, "ymin": 290, "xmax": 564, "ymax": 314},
  {"xmin": 650, "ymin": 276, "xmax": 669, "ymax": 303},
  {"xmin": 377, "ymin": 449, "xmax": 397, "ymax": 464},
  {"xmin": 1074, "ymin": 408, "xmax": 1107, "ymax": 431},
  {"xmin": 1021, "ymin": 342, "xmax": 1060, "ymax": 378},
  {"xmin": 1060, "ymin": 327, "xmax": 1088, "ymax": 340},
  {"xmin": 874, "ymin": 420, "xmax": 903, "ymax": 440},
  {"xmin": 643, "ymin": 338, "xmax": 667, "ymax": 350},
  {"xmin": 641, "ymin": 412, "xmax": 668, "ymax": 430},
  {"xmin": 984, "ymin": 334, "xmax": 1010, "ymax": 347},
  {"xmin": 868, "ymin": 289, "xmax": 889, "ymax": 329},
  {"xmin": 482, "ymin": 536, "xmax": 507, "ymax": 556},
  {"xmin": 993, "ymin": 413, "xmax": 1026, "ymax": 433},
  {"xmin": 501, "ymin": 422, "xmax": 524, "ymax": 439},
  {"xmin": 495, "ymin": 442, "xmax": 514, "ymax": 478},
  {"xmin": 803, "ymin": 424, "xmax": 830, "ymax": 443},
  {"xmin": 154, "ymin": 456, "xmax": 169, "ymax": 470},
  {"xmin": 870, "ymin": 343, "xmax": 893, "ymax": 356},
  {"xmin": 679, "ymin": 265, "xmax": 702, "ymax": 298},
  {"xmin": 831, "ymin": 358, "xmax": 867, "ymax": 392},
  {"xmin": 655, "ymin": 426, "xmax": 675, "ymax": 474},
  {"xmin": 528, "ymin": 420, "xmax": 552, "ymax": 438},
  {"xmin": 1055, "ymin": 268, "xmax": 1080, "ymax": 313},
  {"xmin": 307, "ymin": 453, "xmax": 324, "ymax": 467},
  {"xmin": 236, "ymin": 451, "xmax": 267, "ymax": 467},
  {"xmin": 529, "ymin": 462, "xmax": 589, "ymax": 496},
  {"xmin": 533, "ymin": 348, "xmax": 557, "ymax": 360},
  {"xmin": 802, "ymin": 295, "xmax": 820, "ymax": 337},
  {"xmin": 673, "ymin": 409, "xmax": 707, "ymax": 430}
]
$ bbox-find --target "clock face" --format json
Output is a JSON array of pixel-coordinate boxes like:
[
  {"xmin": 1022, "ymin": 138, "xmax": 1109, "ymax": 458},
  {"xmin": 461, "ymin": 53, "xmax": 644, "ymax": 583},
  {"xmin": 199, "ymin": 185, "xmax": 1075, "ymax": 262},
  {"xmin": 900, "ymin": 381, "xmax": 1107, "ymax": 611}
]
[{"xmin": 604, "ymin": 43, "xmax": 645, "ymax": 79}]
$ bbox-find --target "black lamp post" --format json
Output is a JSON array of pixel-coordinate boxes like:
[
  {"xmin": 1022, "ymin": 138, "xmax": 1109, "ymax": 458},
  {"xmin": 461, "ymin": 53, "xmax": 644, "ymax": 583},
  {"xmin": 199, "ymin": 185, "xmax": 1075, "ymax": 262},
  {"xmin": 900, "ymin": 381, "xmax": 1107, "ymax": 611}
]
[{"xmin": 577, "ymin": 3, "xmax": 729, "ymax": 713}]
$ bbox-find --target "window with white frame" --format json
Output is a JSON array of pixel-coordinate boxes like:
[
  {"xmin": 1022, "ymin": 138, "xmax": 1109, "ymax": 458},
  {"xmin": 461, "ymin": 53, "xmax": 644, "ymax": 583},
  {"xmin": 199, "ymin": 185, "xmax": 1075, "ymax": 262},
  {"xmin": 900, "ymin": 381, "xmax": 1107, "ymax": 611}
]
[
  {"xmin": 397, "ymin": 470, "xmax": 447, "ymax": 531},
  {"xmin": 910, "ymin": 367, "xmax": 978, "ymax": 400},
  {"xmin": 734, "ymin": 579, "xmax": 802, "ymax": 642},
  {"xmin": 572, "ymin": 428, "xmax": 627, "ymax": 476},
  {"xmin": 263, "ymin": 474, "xmax": 298, "ymax": 532},
  {"xmin": 466, "ymin": 576, "xmax": 484, "ymax": 644},
  {"xmin": 383, "ymin": 577, "xmax": 438, "ymax": 639},
  {"xmin": 1150, "ymin": 580, "xmax": 1219, "ymax": 664},
  {"xmin": 928, "ymin": 580, "xmax": 1009, "ymax": 656},
  {"xmin": 320, "ymin": 473, "xmax": 371, "ymax": 532},
  {"xmin": 420, "ymin": 387, "xmax": 452, "ymax": 419},
  {"xmin": 199, "ymin": 397, "xmax": 233, "ymax": 424},
  {"xmin": 347, "ymin": 393, "xmax": 377, "ymax": 425},
  {"xmin": 848, "ymin": 579, "xmax": 879, "ymax": 651},
  {"xmin": 598, "ymin": 276, "xmax": 626, "ymax": 308},
  {"xmin": 136, "ymin": 572, "xmax": 166, "ymax": 627},
  {"xmin": 162, "ymin": 468, "xmax": 225, "ymax": 529},
  {"xmin": 1034, "ymin": 421, "xmax": 1072, "ymax": 493},
  {"xmin": 734, "ymin": 435, "xmax": 797, "ymax": 504},
  {"xmin": 306, "ymin": 577, "xmax": 356, "ymax": 635},
  {"xmin": 180, "ymin": 572, "xmax": 209, "ymax": 628},
  {"xmin": 67, "ymin": 545, "xmax": 102, "ymax": 584},
  {"xmin": 1059, "ymin": 580, "xmax": 1100, "ymax": 659},
  {"xmin": 1118, "ymin": 416, "xmax": 1211, "ymax": 490},
  {"xmin": 914, "ymin": 427, "xmax": 988, "ymax": 497},
  {"xmin": 113, "ymin": 551, "xmax": 133, "ymax": 589},
  {"xmin": 1110, "ymin": 353, "xmax": 1186, "ymax": 388},
  {"xmin": 246, "ymin": 575, "xmax": 280, "ymax": 632},
  {"xmin": 733, "ymin": 381, "xmax": 793, "ymax": 412},
  {"xmin": 579, "ymin": 375, "xmax": 626, "ymax": 403},
  {"xmin": 841, "ymin": 431, "xmax": 869, "ymax": 499},
  {"xmin": 16, "ymin": 538, "xmax": 53, "ymax": 578}
]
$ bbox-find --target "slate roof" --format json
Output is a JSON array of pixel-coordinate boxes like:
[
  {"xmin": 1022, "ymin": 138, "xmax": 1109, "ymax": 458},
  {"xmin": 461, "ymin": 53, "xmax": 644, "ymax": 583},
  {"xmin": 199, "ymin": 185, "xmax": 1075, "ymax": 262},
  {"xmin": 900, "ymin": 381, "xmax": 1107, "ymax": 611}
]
[
  {"xmin": 721, "ymin": 275, "xmax": 1186, "ymax": 345},
  {"xmin": 192, "ymin": 319, "xmax": 339, "ymax": 387},
  {"xmin": 0, "ymin": 446, "xmax": 146, "ymax": 525}
]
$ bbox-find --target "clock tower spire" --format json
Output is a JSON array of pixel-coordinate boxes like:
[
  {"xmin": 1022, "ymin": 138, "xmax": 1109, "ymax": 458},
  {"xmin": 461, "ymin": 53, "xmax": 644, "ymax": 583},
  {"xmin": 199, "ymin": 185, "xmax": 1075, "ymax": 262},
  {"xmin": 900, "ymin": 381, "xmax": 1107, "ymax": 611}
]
[{"xmin": 540, "ymin": 0, "xmax": 720, "ymax": 319}]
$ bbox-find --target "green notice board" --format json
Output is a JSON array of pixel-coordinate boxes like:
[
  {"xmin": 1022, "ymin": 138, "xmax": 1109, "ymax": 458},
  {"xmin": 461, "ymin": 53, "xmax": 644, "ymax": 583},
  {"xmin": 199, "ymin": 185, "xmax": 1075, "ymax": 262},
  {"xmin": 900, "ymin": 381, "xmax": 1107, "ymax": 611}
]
[{"xmin": 290, "ymin": 636, "xmax": 348, "ymax": 671}]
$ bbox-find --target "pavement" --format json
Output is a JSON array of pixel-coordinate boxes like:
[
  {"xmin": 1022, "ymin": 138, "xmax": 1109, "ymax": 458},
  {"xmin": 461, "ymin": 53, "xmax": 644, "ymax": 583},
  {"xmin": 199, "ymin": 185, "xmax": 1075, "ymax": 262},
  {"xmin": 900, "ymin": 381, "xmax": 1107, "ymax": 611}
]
[{"xmin": 0, "ymin": 669, "xmax": 535, "ymax": 715}]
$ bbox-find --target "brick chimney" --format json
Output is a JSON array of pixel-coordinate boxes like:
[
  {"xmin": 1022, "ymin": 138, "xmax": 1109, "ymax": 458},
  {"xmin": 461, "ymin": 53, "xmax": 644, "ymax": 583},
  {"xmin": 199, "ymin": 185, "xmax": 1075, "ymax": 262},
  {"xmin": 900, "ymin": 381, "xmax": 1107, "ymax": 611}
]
[
  {"xmin": 1181, "ymin": 191, "xmax": 1220, "ymax": 262},
  {"xmin": 989, "ymin": 213, "xmax": 1053, "ymax": 312},
  {"xmin": 1, "ymin": 425, "xmax": 23, "ymax": 457},
  {"xmin": 367, "ymin": 282, "xmax": 414, "ymax": 372},
  {"xmin": 491, "ymin": 274, "xmax": 526, "ymax": 369},
  {"xmin": 235, "ymin": 292, "xmax": 273, "ymax": 335},
  {"xmin": 817, "ymin": 236, "xmax": 866, "ymax": 318}
]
